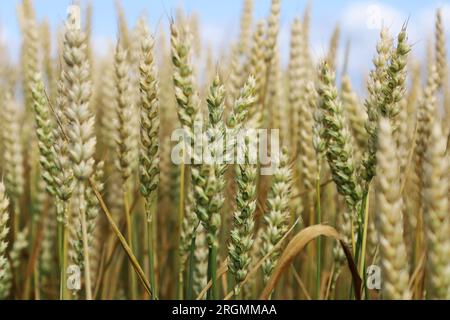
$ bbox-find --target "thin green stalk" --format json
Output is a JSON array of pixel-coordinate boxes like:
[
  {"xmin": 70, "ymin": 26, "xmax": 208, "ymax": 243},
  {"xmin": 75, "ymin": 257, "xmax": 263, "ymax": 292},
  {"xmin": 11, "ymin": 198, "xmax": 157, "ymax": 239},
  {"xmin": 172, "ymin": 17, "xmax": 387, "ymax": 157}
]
[
  {"xmin": 57, "ymin": 221, "xmax": 63, "ymax": 299},
  {"xmin": 359, "ymin": 191, "xmax": 370, "ymax": 275},
  {"xmin": 354, "ymin": 193, "xmax": 368, "ymax": 266},
  {"xmin": 186, "ymin": 233, "xmax": 197, "ymax": 300},
  {"xmin": 124, "ymin": 188, "xmax": 137, "ymax": 299},
  {"xmin": 315, "ymin": 168, "xmax": 322, "ymax": 299},
  {"xmin": 79, "ymin": 184, "xmax": 93, "ymax": 300},
  {"xmin": 57, "ymin": 219, "xmax": 68, "ymax": 300},
  {"xmin": 359, "ymin": 192, "xmax": 371, "ymax": 300},
  {"xmin": 349, "ymin": 192, "xmax": 368, "ymax": 299},
  {"xmin": 147, "ymin": 199, "xmax": 157, "ymax": 300},
  {"xmin": 34, "ymin": 264, "xmax": 40, "ymax": 300},
  {"xmin": 89, "ymin": 177, "xmax": 152, "ymax": 297},
  {"xmin": 13, "ymin": 200, "xmax": 20, "ymax": 239},
  {"xmin": 207, "ymin": 245, "xmax": 218, "ymax": 300},
  {"xmin": 177, "ymin": 160, "xmax": 186, "ymax": 300}
]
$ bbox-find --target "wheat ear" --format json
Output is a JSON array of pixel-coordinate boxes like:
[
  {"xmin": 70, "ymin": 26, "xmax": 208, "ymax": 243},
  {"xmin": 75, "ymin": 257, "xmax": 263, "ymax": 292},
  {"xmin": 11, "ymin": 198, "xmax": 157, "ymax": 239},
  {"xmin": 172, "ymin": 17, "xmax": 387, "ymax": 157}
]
[
  {"xmin": 0, "ymin": 182, "xmax": 12, "ymax": 299},
  {"xmin": 375, "ymin": 118, "xmax": 411, "ymax": 300},
  {"xmin": 317, "ymin": 61, "xmax": 362, "ymax": 214},
  {"xmin": 62, "ymin": 10, "xmax": 96, "ymax": 299},
  {"xmin": 422, "ymin": 121, "xmax": 450, "ymax": 299},
  {"xmin": 260, "ymin": 147, "xmax": 293, "ymax": 284}
]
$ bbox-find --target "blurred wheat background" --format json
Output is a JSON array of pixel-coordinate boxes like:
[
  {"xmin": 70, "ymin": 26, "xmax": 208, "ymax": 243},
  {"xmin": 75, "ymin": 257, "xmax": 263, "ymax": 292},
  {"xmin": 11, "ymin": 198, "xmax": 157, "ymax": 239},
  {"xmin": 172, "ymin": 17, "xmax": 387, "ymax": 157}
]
[{"xmin": 0, "ymin": 0, "xmax": 448, "ymax": 300}]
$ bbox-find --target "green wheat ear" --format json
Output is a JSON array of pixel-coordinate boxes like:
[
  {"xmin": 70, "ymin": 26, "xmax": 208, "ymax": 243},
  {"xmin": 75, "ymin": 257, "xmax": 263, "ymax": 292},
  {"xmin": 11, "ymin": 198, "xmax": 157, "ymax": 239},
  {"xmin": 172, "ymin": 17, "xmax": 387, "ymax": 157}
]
[
  {"xmin": 260, "ymin": 147, "xmax": 293, "ymax": 284},
  {"xmin": 317, "ymin": 61, "xmax": 362, "ymax": 215}
]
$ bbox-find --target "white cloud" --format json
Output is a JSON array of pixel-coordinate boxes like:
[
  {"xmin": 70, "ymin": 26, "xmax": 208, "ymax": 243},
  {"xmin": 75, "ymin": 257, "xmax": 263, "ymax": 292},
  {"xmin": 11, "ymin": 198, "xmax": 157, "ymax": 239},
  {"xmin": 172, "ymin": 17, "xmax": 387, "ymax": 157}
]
[
  {"xmin": 0, "ymin": 26, "xmax": 8, "ymax": 44},
  {"xmin": 414, "ymin": 4, "xmax": 450, "ymax": 59},
  {"xmin": 341, "ymin": 2, "xmax": 406, "ymax": 32},
  {"xmin": 92, "ymin": 35, "xmax": 114, "ymax": 57},
  {"xmin": 322, "ymin": 2, "xmax": 414, "ymax": 91}
]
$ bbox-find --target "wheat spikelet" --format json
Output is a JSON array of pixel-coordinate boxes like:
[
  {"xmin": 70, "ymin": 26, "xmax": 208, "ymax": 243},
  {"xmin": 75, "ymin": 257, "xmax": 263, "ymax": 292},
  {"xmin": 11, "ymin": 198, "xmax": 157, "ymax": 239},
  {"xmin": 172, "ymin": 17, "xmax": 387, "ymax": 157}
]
[
  {"xmin": 40, "ymin": 19, "xmax": 56, "ymax": 101},
  {"xmin": 363, "ymin": 27, "xmax": 393, "ymax": 185},
  {"xmin": 299, "ymin": 81, "xmax": 318, "ymax": 193},
  {"xmin": 0, "ymin": 182, "xmax": 11, "ymax": 299},
  {"xmin": 265, "ymin": 0, "xmax": 280, "ymax": 66},
  {"xmin": 99, "ymin": 59, "xmax": 118, "ymax": 151},
  {"xmin": 227, "ymin": 80, "xmax": 258, "ymax": 286},
  {"xmin": 435, "ymin": 9, "xmax": 447, "ymax": 89},
  {"xmin": 238, "ymin": 0, "xmax": 253, "ymax": 55},
  {"xmin": 326, "ymin": 24, "xmax": 341, "ymax": 71},
  {"xmin": 260, "ymin": 147, "xmax": 293, "ymax": 283},
  {"xmin": 115, "ymin": 0, "xmax": 131, "ymax": 50},
  {"xmin": 2, "ymin": 96, "xmax": 25, "ymax": 204},
  {"xmin": 226, "ymin": 45, "xmax": 245, "ymax": 110},
  {"xmin": 20, "ymin": 0, "xmax": 39, "ymax": 113},
  {"xmin": 170, "ymin": 22, "xmax": 200, "ymax": 138},
  {"xmin": 416, "ymin": 65, "xmax": 439, "ymax": 166},
  {"xmin": 139, "ymin": 26, "xmax": 160, "ymax": 203},
  {"xmin": 382, "ymin": 26, "xmax": 410, "ymax": 121},
  {"xmin": 84, "ymin": 2, "xmax": 94, "ymax": 70},
  {"xmin": 395, "ymin": 98, "xmax": 409, "ymax": 174},
  {"xmin": 375, "ymin": 118, "xmax": 411, "ymax": 300},
  {"xmin": 422, "ymin": 121, "xmax": 450, "ymax": 299},
  {"xmin": 363, "ymin": 26, "xmax": 410, "ymax": 187},
  {"xmin": 246, "ymin": 20, "xmax": 267, "ymax": 127},
  {"xmin": 228, "ymin": 138, "xmax": 258, "ymax": 288},
  {"xmin": 62, "ymin": 9, "xmax": 96, "ymax": 299},
  {"xmin": 50, "ymin": 75, "xmax": 75, "ymax": 224},
  {"xmin": 193, "ymin": 225, "xmax": 208, "ymax": 297},
  {"xmin": 288, "ymin": 18, "xmax": 302, "ymax": 151},
  {"xmin": 31, "ymin": 74, "xmax": 59, "ymax": 197},
  {"xmin": 114, "ymin": 42, "xmax": 134, "ymax": 183},
  {"xmin": 317, "ymin": 61, "xmax": 362, "ymax": 213},
  {"xmin": 10, "ymin": 228, "xmax": 29, "ymax": 270},
  {"xmin": 63, "ymin": 11, "xmax": 96, "ymax": 182},
  {"xmin": 265, "ymin": 48, "xmax": 283, "ymax": 132},
  {"xmin": 341, "ymin": 75, "xmax": 368, "ymax": 152},
  {"xmin": 193, "ymin": 76, "xmax": 226, "ymax": 247}
]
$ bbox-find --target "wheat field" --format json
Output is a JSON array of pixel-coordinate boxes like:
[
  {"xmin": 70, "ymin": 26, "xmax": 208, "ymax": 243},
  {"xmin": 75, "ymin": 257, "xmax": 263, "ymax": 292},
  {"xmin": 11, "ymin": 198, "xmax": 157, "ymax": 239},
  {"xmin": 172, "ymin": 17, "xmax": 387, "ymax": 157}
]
[{"xmin": 0, "ymin": 0, "xmax": 449, "ymax": 301}]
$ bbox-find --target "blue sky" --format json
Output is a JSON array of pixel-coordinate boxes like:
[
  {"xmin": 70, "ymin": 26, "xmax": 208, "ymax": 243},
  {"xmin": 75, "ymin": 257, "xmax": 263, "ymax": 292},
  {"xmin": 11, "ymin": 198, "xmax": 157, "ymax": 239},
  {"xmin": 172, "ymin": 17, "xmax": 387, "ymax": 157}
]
[{"xmin": 1, "ymin": 0, "xmax": 450, "ymax": 84}]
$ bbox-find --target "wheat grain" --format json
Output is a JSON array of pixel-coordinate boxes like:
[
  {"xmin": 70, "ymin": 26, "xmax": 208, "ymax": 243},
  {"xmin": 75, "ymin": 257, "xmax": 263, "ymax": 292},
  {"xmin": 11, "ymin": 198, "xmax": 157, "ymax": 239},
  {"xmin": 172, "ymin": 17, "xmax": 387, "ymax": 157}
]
[{"xmin": 114, "ymin": 41, "xmax": 134, "ymax": 183}]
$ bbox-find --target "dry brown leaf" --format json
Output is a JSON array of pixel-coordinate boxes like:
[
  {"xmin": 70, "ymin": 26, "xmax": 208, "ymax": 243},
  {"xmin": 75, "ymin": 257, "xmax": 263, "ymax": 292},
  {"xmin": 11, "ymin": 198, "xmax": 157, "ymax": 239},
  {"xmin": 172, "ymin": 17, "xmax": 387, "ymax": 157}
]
[{"xmin": 259, "ymin": 224, "xmax": 362, "ymax": 300}]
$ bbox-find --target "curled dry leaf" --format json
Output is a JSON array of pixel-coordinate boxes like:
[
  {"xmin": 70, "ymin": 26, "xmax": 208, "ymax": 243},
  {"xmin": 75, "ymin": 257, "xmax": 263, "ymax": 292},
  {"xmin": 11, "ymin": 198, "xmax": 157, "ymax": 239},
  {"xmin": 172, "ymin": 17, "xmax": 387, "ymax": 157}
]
[{"xmin": 259, "ymin": 225, "xmax": 362, "ymax": 300}]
